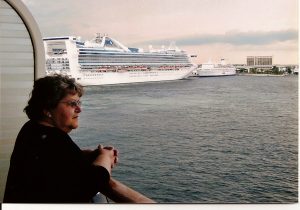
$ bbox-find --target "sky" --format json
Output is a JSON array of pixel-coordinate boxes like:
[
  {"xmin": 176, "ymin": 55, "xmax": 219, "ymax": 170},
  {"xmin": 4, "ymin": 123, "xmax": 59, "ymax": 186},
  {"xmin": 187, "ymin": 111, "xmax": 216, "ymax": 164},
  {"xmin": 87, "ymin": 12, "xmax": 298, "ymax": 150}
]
[{"xmin": 22, "ymin": 0, "xmax": 298, "ymax": 65}]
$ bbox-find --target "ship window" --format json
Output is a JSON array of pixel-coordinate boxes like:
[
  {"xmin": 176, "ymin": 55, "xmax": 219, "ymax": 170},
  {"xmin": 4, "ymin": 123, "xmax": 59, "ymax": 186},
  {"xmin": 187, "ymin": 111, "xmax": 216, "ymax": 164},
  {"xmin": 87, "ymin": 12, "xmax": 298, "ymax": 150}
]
[{"xmin": 46, "ymin": 41, "xmax": 67, "ymax": 55}]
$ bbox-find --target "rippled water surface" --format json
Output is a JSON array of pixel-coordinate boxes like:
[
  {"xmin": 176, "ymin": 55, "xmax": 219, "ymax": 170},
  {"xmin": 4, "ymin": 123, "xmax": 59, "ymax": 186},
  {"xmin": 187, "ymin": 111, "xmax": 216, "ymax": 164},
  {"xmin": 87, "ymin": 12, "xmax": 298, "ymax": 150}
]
[{"xmin": 71, "ymin": 75, "xmax": 298, "ymax": 203}]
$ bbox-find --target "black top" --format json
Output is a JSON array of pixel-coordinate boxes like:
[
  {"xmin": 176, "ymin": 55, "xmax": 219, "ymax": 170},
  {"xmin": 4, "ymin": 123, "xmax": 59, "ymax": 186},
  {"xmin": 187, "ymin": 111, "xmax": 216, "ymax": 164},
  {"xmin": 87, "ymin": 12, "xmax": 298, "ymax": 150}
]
[{"xmin": 4, "ymin": 120, "xmax": 110, "ymax": 203}]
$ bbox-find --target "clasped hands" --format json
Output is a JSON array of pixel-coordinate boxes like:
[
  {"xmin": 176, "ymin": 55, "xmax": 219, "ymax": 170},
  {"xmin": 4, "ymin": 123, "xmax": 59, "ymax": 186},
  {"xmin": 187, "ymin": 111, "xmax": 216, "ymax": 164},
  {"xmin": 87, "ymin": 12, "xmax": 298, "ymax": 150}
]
[{"xmin": 92, "ymin": 145, "xmax": 119, "ymax": 174}]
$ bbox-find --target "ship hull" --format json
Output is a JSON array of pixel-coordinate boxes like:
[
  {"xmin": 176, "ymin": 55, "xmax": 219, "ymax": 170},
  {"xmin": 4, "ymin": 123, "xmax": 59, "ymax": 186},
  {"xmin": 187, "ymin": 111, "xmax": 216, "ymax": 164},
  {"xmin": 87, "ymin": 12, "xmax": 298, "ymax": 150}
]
[
  {"xmin": 197, "ymin": 68, "xmax": 236, "ymax": 77},
  {"xmin": 74, "ymin": 66, "xmax": 195, "ymax": 86}
]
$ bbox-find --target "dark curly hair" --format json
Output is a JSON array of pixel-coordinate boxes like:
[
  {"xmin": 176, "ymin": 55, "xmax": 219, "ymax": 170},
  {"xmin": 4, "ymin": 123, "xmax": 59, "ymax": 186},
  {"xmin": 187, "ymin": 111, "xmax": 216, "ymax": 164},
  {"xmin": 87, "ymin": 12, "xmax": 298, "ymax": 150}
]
[{"xmin": 24, "ymin": 75, "xmax": 84, "ymax": 121}]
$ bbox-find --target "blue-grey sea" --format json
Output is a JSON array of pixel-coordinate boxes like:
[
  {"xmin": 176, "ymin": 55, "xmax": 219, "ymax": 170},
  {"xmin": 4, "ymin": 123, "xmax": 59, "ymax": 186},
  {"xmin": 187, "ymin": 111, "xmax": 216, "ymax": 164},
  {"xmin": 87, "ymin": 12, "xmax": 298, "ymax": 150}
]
[{"xmin": 70, "ymin": 75, "xmax": 298, "ymax": 203}]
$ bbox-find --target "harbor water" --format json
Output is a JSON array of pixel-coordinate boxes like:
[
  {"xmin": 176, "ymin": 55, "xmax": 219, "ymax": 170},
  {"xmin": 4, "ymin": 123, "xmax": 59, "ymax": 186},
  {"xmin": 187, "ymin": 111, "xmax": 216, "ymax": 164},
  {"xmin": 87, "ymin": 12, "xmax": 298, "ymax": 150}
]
[{"xmin": 70, "ymin": 75, "xmax": 298, "ymax": 203}]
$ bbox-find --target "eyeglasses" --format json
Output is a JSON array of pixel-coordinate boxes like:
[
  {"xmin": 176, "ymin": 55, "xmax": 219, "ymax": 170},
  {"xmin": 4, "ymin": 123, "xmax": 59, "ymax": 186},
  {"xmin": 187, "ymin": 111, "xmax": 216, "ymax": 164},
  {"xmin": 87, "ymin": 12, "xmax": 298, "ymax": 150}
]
[{"xmin": 60, "ymin": 100, "xmax": 82, "ymax": 108}]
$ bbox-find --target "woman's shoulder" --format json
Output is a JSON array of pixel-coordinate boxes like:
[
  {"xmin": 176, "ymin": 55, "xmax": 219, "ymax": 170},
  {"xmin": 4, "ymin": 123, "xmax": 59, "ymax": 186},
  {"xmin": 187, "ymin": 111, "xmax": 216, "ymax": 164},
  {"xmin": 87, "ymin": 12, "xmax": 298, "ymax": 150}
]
[
  {"xmin": 16, "ymin": 120, "xmax": 71, "ymax": 146},
  {"xmin": 17, "ymin": 120, "xmax": 80, "ymax": 155},
  {"xmin": 19, "ymin": 120, "xmax": 59, "ymax": 136}
]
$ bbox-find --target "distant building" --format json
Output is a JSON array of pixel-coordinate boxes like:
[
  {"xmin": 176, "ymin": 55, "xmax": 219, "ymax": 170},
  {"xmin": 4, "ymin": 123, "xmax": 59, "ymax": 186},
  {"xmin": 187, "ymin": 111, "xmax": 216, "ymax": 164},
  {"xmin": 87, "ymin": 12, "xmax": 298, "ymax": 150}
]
[
  {"xmin": 247, "ymin": 56, "xmax": 272, "ymax": 66},
  {"xmin": 245, "ymin": 56, "xmax": 273, "ymax": 73}
]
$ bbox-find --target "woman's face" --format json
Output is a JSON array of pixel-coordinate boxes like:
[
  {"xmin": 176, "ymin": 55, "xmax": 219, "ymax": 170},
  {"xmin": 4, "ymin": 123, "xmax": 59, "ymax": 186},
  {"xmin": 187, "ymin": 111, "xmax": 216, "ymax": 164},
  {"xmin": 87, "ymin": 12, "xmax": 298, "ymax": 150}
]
[{"xmin": 49, "ymin": 93, "xmax": 82, "ymax": 133}]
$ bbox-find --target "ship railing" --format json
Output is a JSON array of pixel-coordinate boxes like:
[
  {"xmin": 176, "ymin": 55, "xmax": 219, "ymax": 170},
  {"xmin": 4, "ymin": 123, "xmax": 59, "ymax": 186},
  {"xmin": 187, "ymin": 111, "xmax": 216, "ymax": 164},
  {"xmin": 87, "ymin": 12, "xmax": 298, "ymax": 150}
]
[{"xmin": 93, "ymin": 177, "xmax": 155, "ymax": 203}]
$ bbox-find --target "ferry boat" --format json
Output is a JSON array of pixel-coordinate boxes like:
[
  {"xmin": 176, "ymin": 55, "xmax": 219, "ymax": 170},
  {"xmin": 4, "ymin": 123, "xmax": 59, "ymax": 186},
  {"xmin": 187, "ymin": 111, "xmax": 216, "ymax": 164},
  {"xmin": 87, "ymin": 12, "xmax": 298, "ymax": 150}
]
[
  {"xmin": 192, "ymin": 59, "xmax": 236, "ymax": 77},
  {"xmin": 43, "ymin": 34, "xmax": 197, "ymax": 86},
  {"xmin": 293, "ymin": 66, "xmax": 298, "ymax": 75}
]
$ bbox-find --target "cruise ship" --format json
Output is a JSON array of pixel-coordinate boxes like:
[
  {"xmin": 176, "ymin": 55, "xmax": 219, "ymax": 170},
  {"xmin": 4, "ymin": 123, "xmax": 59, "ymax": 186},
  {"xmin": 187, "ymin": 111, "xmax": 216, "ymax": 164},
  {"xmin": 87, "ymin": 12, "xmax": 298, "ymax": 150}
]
[
  {"xmin": 192, "ymin": 59, "xmax": 236, "ymax": 77},
  {"xmin": 43, "ymin": 34, "xmax": 197, "ymax": 86}
]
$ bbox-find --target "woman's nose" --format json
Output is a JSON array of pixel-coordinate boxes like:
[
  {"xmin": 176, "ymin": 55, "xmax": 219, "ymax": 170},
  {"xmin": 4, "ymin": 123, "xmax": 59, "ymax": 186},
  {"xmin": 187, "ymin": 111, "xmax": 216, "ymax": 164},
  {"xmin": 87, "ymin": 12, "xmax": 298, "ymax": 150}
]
[{"xmin": 75, "ymin": 105, "xmax": 81, "ymax": 113}]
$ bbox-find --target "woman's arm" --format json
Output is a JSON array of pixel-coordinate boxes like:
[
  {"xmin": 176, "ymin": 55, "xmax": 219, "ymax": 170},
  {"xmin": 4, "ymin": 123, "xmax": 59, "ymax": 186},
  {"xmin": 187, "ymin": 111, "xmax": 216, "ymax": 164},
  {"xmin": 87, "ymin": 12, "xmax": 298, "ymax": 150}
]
[
  {"xmin": 82, "ymin": 149, "xmax": 99, "ymax": 163},
  {"xmin": 100, "ymin": 177, "xmax": 155, "ymax": 203},
  {"xmin": 90, "ymin": 145, "xmax": 154, "ymax": 203}
]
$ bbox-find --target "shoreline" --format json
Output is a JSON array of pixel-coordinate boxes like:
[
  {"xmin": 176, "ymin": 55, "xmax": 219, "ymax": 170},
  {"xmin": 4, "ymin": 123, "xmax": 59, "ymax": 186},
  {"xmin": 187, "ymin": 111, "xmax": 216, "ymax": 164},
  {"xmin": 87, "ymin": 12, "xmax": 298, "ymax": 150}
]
[{"xmin": 237, "ymin": 73, "xmax": 287, "ymax": 77}]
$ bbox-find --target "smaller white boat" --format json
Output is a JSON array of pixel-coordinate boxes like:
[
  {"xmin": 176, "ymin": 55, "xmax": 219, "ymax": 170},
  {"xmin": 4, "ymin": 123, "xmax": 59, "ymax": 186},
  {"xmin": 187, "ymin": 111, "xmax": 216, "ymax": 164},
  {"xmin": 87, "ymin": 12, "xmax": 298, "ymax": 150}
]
[
  {"xmin": 192, "ymin": 59, "xmax": 236, "ymax": 77},
  {"xmin": 293, "ymin": 66, "xmax": 298, "ymax": 75}
]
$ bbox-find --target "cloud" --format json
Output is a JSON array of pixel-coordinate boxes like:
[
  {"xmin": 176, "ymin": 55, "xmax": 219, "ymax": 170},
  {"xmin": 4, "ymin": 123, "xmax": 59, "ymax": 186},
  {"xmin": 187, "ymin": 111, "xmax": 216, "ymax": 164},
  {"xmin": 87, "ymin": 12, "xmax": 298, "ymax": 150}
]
[{"xmin": 135, "ymin": 30, "xmax": 298, "ymax": 46}]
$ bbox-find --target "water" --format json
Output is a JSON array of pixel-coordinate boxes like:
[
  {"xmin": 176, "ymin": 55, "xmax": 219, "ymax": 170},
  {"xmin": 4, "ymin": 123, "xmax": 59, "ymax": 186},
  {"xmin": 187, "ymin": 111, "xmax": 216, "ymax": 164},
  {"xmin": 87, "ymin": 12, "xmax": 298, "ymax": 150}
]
[{"xmin": 70, "ymin": 75, "xmax": 298, "ymax": 203}]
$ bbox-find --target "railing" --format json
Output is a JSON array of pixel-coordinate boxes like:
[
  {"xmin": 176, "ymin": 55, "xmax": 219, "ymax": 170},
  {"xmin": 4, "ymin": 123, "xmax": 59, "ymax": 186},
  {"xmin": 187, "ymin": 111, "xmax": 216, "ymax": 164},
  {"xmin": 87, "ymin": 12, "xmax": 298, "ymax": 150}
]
[{"xmin": 98, "ymin": 178, "xmax": 155, "ymax": 203}]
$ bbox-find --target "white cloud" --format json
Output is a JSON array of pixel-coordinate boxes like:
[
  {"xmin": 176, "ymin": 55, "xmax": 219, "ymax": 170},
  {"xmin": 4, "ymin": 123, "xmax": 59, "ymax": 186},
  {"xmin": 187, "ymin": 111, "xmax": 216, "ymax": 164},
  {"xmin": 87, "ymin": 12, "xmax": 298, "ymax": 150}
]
[{"xmin": 136, "ymin": 29, "xmax": 298, "ymax": 47}]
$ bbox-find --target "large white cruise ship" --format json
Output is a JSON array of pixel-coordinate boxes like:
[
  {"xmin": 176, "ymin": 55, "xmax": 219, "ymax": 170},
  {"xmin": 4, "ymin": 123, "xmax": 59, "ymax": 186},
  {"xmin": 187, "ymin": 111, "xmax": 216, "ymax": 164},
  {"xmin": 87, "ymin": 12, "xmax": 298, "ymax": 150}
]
[
  {"xmin": 43, "ymin": 34, "xmax": 196, "ymax": 86},
  {"xmin": 192, "ymin": 59, "xmax": 236, "ymax": 77}
]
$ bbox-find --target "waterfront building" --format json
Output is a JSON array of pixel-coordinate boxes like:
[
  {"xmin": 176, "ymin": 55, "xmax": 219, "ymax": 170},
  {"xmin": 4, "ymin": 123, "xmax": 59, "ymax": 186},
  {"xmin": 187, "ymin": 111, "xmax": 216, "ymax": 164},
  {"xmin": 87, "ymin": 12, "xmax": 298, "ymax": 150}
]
[
  {"xmin": 247, "ymin": 56, "xmax": 273, "ymax": 66},
  {"xmin": 246, "ymin": 56, "xmax": 273, "ymax": 73}
]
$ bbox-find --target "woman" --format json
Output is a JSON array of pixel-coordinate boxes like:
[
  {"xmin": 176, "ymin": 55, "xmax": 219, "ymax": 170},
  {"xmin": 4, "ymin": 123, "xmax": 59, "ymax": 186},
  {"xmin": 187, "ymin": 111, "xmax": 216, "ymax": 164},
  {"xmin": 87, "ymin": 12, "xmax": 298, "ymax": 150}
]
[{"xmin": 4, "ymin": 75, "xmax": 118, "ymax": 203}]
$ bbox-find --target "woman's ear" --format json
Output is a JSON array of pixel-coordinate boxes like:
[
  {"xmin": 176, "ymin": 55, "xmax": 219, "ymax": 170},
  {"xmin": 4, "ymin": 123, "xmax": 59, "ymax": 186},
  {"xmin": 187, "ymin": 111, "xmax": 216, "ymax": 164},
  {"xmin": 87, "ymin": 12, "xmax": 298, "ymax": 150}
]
[{"xmin": 43, "ymin": 110, "xmax": 52, "ymax": 118}]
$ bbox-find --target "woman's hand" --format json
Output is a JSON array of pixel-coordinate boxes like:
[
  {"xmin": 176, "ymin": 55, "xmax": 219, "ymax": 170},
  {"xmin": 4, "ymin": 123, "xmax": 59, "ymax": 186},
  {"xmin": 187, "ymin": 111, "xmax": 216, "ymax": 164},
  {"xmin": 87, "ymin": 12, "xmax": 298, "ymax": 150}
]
[{"xmin": 92, "ymin": 145, "xmax": 118, "ymax": 175}]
